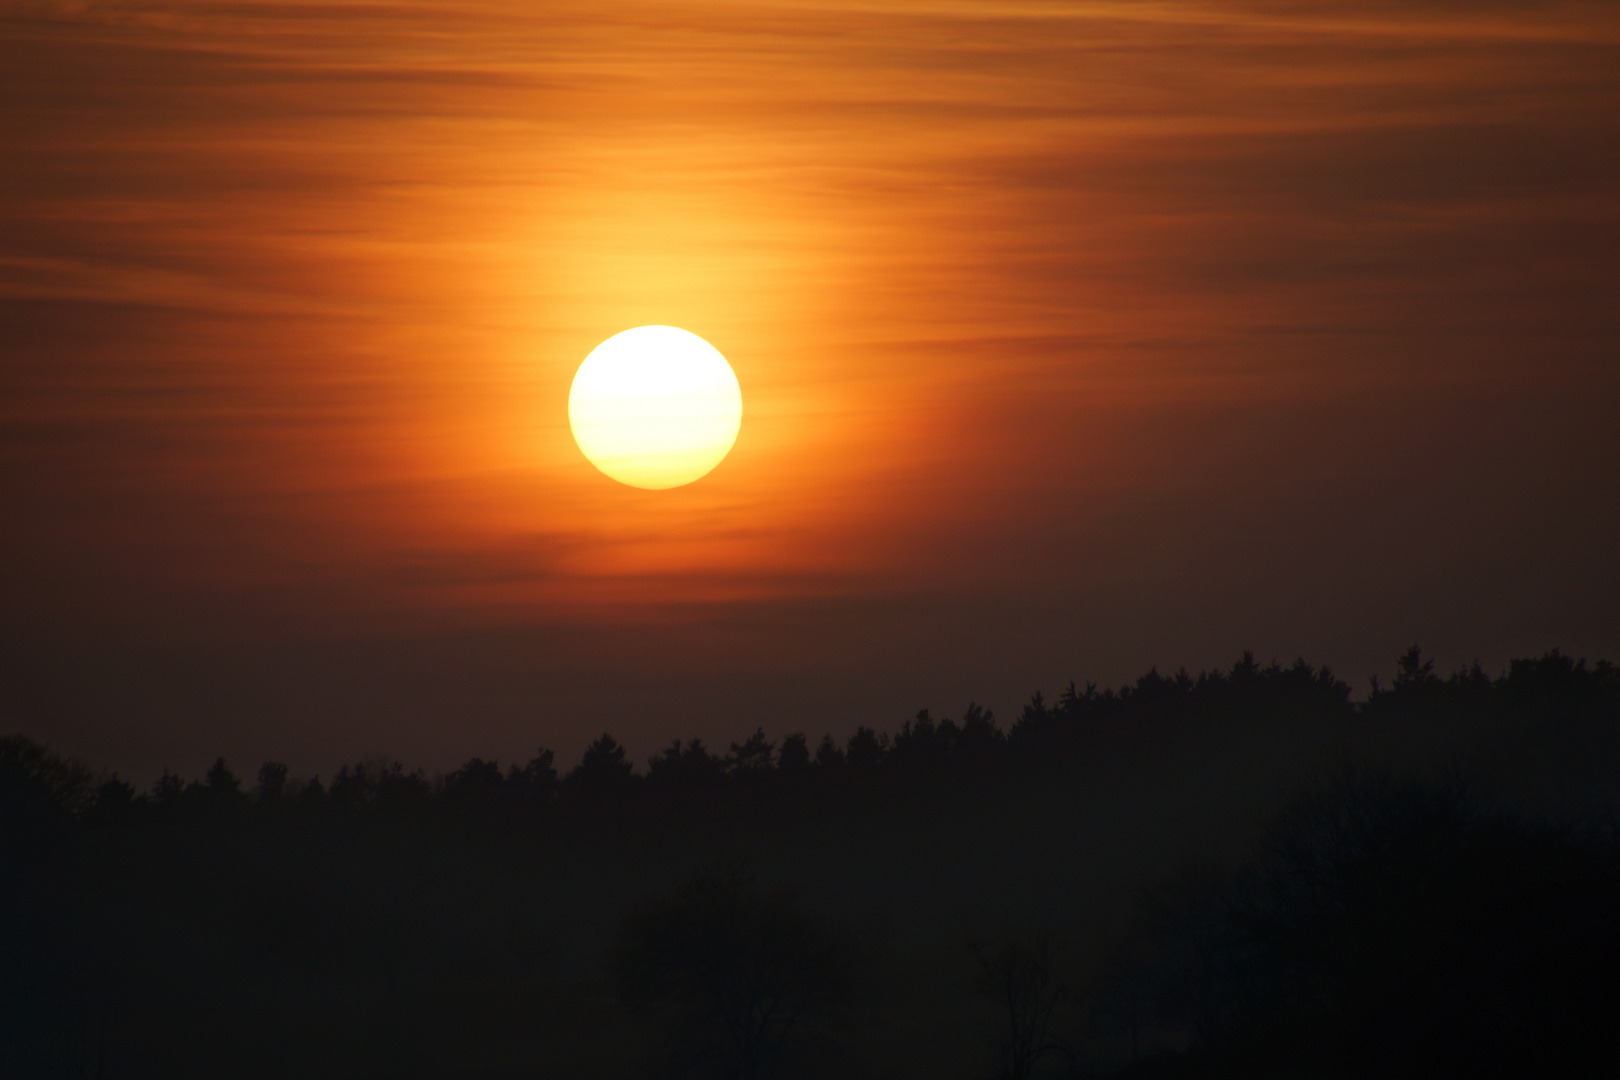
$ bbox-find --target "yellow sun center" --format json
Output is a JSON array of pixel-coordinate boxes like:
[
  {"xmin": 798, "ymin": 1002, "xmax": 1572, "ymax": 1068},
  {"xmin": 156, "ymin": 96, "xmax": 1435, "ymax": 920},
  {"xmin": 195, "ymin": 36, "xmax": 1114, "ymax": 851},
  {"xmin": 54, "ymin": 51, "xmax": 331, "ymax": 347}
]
[{"xmin": 568, "ymin": 326, "xmax": 743, "ymax": 490}]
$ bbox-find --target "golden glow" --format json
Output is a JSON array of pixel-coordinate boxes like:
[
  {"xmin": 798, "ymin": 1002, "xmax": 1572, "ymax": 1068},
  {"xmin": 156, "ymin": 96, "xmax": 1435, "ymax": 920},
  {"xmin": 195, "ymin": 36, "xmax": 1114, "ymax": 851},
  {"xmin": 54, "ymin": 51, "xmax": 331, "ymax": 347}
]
[{"xmin": 568, "ymin": 326, "xmax": 743, "ymax": 490}]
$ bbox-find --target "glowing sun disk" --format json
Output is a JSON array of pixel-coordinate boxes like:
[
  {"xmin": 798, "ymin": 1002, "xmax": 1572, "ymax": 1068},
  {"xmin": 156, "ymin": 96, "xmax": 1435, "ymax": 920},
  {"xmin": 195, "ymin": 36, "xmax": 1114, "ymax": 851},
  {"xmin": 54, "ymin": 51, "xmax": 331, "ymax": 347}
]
[{"xmin": 568, "ymin": 326, "xmax": 742, "ymax": 489}]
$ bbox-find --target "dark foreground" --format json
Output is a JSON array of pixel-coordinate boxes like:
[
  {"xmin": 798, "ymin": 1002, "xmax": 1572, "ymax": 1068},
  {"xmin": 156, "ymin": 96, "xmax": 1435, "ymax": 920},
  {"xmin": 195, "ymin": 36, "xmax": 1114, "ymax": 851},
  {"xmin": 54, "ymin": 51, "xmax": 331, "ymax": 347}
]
[{"xmin": 4, "ymin": 649, "xmax": 1619, "ymax": 1079}]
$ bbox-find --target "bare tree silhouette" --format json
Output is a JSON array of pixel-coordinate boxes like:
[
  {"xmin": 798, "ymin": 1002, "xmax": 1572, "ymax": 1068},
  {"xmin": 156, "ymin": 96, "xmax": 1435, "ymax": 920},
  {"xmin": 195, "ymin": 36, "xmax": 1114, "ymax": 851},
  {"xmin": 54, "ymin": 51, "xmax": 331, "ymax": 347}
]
[
  {"xmin": 610, "ymin": 864, "xmax": 853, "ymax": 1080},
  {"xmin": 970, "ymin": 933, "xmax": 1072, "ymax": 1080}
]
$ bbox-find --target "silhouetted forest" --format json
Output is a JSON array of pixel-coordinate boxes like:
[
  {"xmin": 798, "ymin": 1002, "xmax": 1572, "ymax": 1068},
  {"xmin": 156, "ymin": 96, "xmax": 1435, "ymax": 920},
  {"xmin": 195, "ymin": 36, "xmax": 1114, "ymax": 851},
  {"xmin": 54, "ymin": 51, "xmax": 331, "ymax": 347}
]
[{"xmin": 4, "ymin": 649, "xmax": 1618, "ymax": 1078}]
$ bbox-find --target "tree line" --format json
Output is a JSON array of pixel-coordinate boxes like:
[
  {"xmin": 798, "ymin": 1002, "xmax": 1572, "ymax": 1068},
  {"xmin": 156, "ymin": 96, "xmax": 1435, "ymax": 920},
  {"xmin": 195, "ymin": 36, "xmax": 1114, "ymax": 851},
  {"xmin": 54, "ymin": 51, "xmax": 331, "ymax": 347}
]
[
  {"xmin": 6, "ymin": 647, "xmax": 1615, "ymax": 827},
  {"xmin": 3, "ymin": 646, "xmax": 1618, "ymax": 1080}
]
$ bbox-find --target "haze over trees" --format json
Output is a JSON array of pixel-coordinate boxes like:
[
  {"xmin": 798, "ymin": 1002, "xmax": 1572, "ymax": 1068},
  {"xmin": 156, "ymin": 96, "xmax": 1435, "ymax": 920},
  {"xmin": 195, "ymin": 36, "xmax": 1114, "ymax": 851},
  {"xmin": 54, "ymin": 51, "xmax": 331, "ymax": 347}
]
[{"xmin": 3, "ymin": 648, "xmax": 1618, "ymax": 1078}]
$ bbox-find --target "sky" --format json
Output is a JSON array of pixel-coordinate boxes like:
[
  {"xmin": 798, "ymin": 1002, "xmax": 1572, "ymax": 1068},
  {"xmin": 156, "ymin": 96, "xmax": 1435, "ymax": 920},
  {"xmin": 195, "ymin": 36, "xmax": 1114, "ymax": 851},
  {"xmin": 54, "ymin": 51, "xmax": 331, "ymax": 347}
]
[{"xmin": 3, "ymin": 0, "xmax": 1618, "ymax": 781}]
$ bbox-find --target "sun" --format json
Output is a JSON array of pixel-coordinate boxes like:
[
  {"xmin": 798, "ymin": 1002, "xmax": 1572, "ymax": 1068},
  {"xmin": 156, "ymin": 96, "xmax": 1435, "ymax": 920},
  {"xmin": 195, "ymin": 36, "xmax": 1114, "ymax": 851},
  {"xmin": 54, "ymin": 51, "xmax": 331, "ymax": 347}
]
[{"xmin": 568, "ymin": 326, "xmax": 743, "ymax": 490}]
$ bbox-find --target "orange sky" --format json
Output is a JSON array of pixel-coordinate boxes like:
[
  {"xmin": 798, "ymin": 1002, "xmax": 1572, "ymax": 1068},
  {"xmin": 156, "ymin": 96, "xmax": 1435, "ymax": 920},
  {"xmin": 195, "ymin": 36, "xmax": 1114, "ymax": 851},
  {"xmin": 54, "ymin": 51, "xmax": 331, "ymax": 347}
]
[{"xmin": 3, "ymin": 0, "xmax": 1618, "ymax": 778}]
